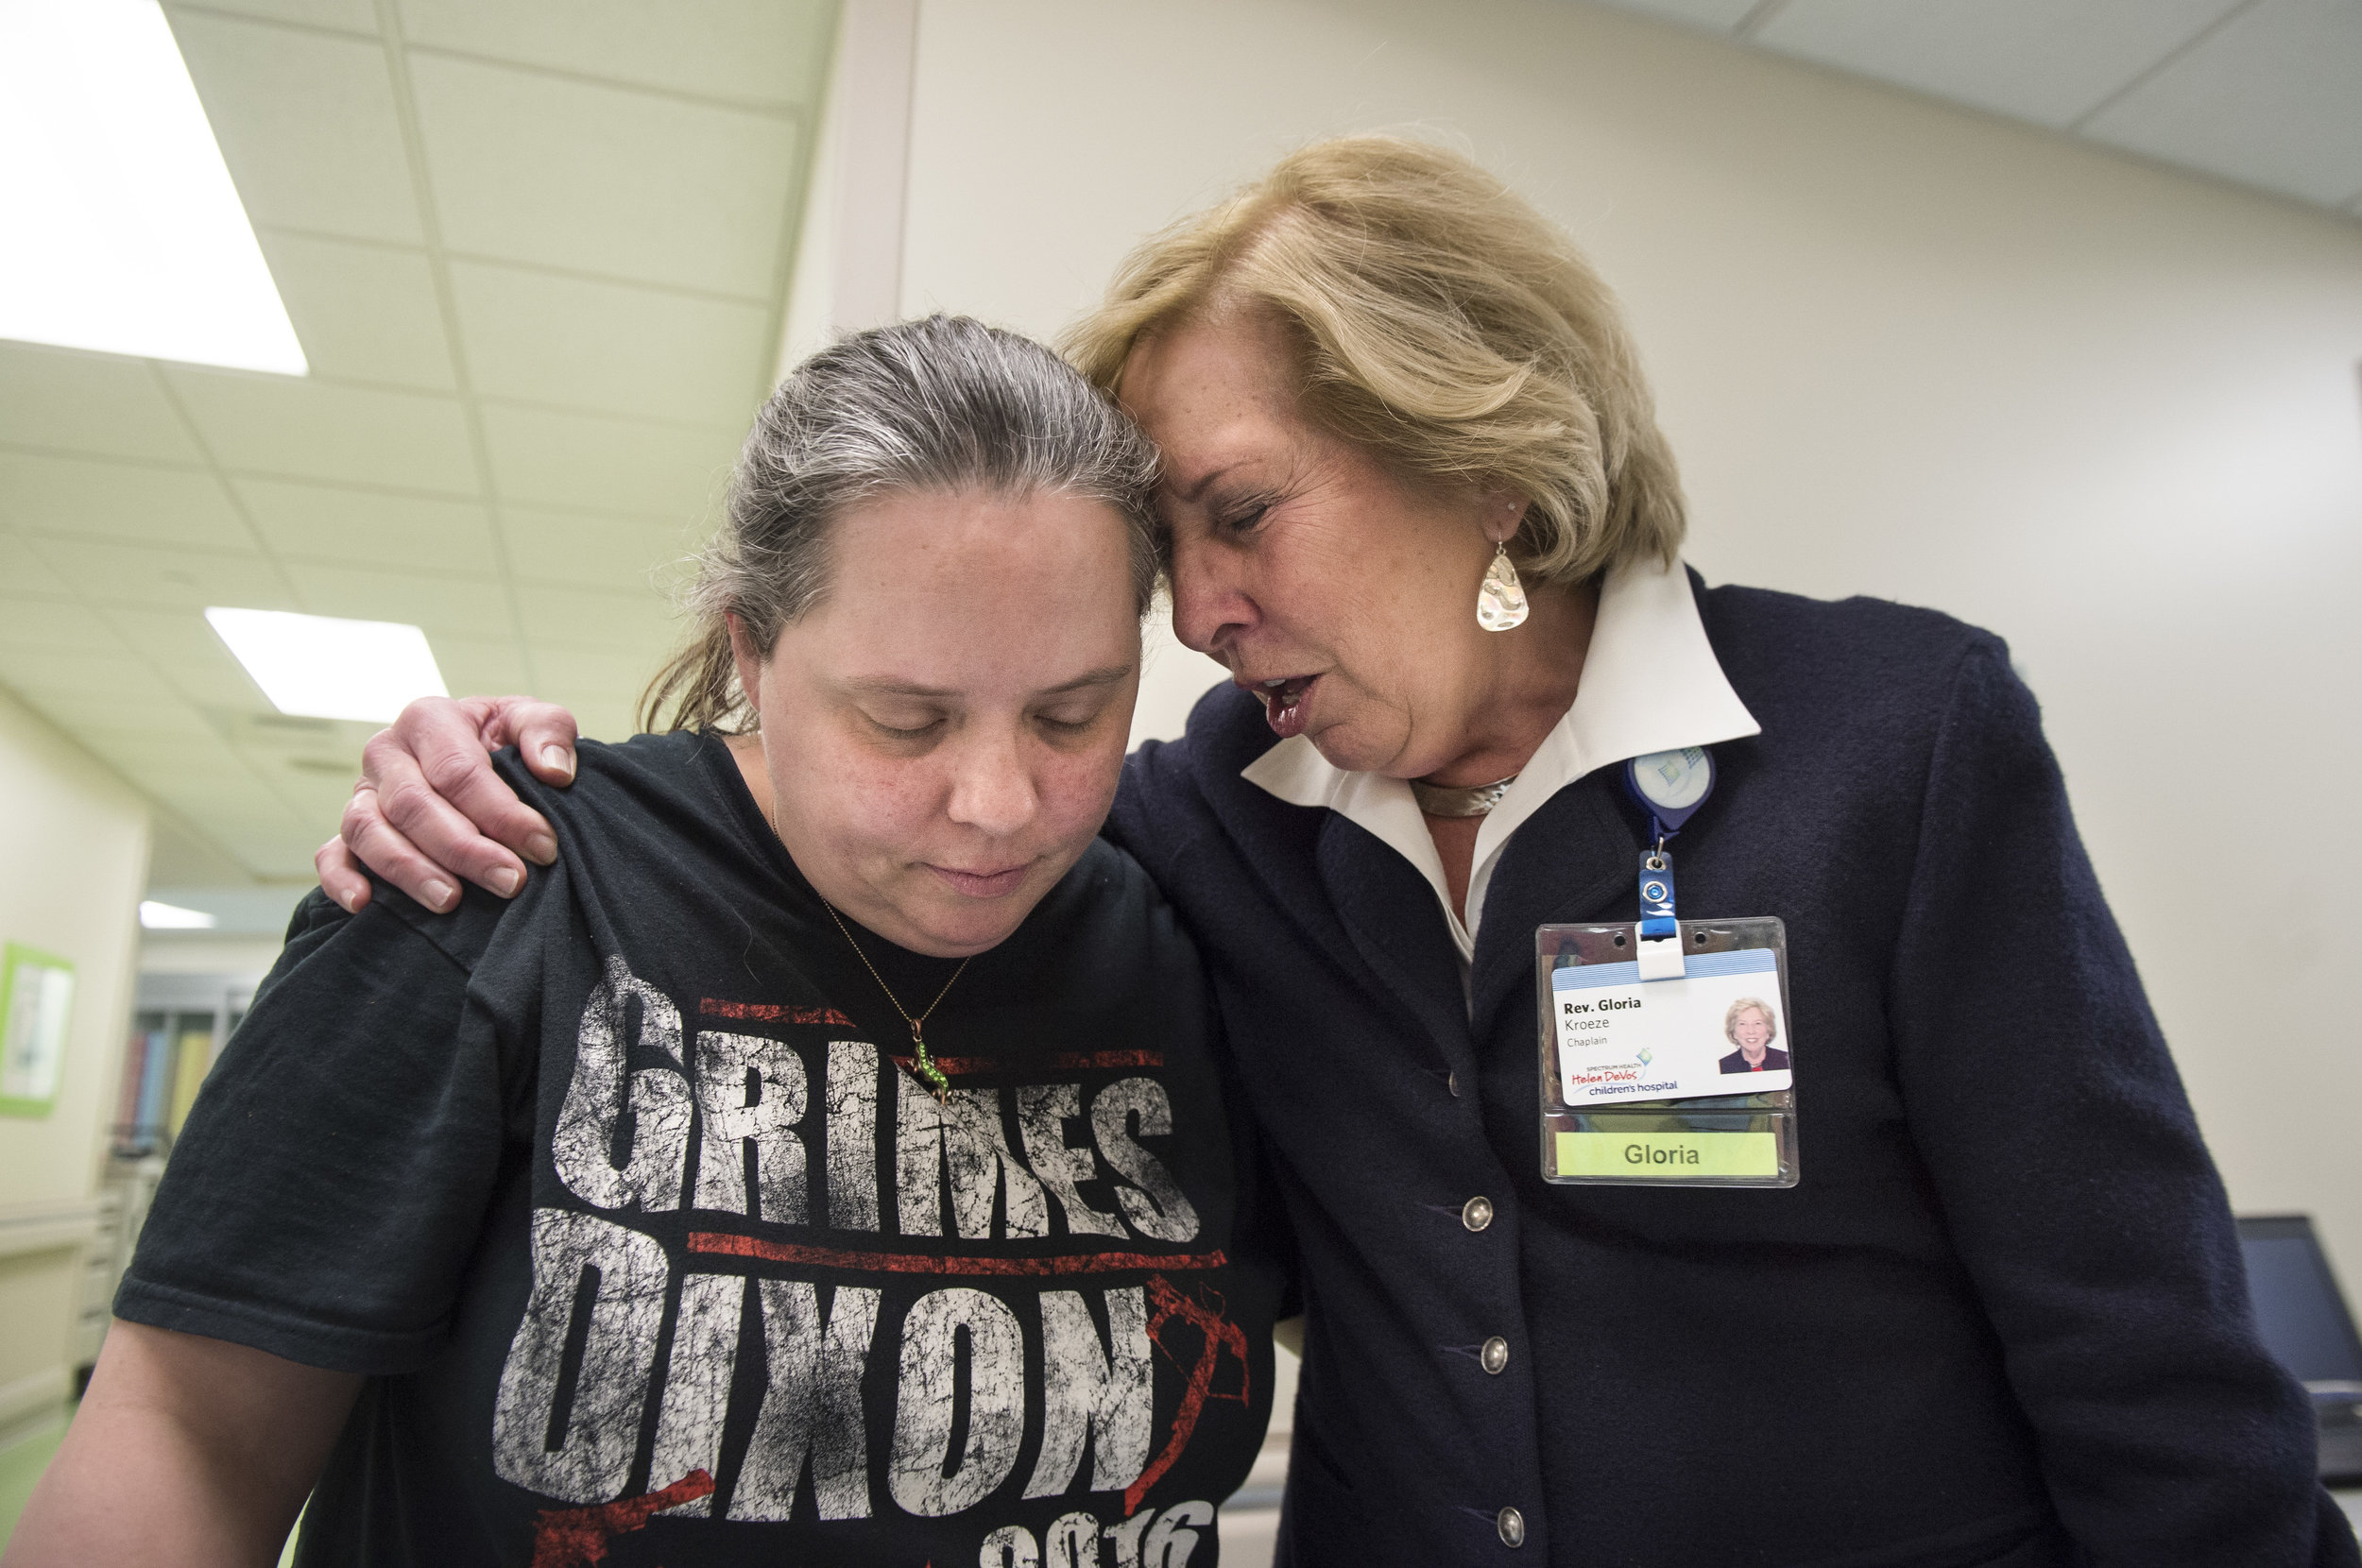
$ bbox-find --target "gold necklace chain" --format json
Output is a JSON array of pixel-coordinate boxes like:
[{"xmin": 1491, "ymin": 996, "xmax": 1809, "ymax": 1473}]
[
  {"xmin": 748, "ymin": 773, "xmax": 972, "ymax": 1101},
  {"xmin": 822, "ymin": 900, "xmax": 970, "ymax": 1101}
]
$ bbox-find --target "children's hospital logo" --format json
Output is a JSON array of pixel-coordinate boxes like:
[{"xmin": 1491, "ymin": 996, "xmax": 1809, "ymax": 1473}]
[{"xmin": 494, "ymin": 958, "xmax": 1247, "ymax": 1567}]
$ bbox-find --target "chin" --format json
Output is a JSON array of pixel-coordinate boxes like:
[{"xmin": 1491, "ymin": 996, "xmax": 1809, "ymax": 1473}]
[
  {"xmin": 899, "ymin": 878, "xmax": 1048, "ymax": 956},
  {"xmin": 1306, "ymin": 722, "xmax": 1400, "ymax": 777},
  {"xmin": 910, "ymin": 908, "xmax": 1031, "ymax": 958}
]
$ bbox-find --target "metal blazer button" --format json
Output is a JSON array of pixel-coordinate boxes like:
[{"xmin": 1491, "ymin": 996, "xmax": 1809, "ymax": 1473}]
[
  {"xmin": 1462, "ymin": 1196, "xmax": 1494, "ymax": 1232},
  {"xmin": 1498, "ymin": 1506, "xmax": 1526, "ymax": 1547},
  {"xmin": 1481, "ymin": 1336, "xmax": 1509, "ymax": 1374}
]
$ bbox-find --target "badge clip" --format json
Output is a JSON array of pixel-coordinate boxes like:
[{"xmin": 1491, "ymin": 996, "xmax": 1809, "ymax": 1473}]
[
  {"xmin": 1636, "ymin": 847, "xmax": 1684, "ymax": 980},
  {"xmin": 1624, "ymin": 747, "xmax": 1714, "ymax": 982}
]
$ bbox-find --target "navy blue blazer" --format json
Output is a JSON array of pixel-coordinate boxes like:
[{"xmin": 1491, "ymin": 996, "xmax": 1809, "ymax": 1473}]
[{"xmin": 1105, "ymin": 577, "xmax": 2356, "ymax": 1567}]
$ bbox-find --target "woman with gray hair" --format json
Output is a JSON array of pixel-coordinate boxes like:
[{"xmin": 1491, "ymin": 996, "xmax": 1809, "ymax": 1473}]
[
  {"xmin": 322, "ymin": 139, "xmax": 2349, "ymax": 1566},
  {"xmin": 12, "ymin": 316, "xmax": 1286, "ymax": 1567}
]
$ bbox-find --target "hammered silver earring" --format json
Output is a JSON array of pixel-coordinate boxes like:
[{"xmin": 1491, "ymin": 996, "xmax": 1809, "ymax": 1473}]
[{"xmin": 1479, "ymin": 542, "xmax": 1529, "ymax": 631}]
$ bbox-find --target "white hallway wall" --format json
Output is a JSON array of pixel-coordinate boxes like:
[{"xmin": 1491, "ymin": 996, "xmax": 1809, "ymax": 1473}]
[
  {"xmin": 0, "ymin": 687, "xmax": 147, "ymax": 1423},
  {"xmin": 895, "ymin": 0, "xmax": 2362, "ymax": 1272}
]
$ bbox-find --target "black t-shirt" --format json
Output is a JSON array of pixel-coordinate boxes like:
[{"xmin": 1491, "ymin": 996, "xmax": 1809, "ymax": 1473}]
[{"xmin": 118, "ymin": 730, "xmax": 1285, "ymax": 1567}]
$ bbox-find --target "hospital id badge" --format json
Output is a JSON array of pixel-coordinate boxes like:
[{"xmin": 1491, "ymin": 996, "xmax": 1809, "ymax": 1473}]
[{"xmin": 1535, "ymin": 917, "xmax": 1799, "ymax": 1187}]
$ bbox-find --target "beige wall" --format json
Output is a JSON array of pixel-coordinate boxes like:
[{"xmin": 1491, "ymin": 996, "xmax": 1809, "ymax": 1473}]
[
  {"xmin": 896, "ymin": 0, "xmax": 2362, "ymax": 1273},
  {"xmin": 0, "ymin": 684, "xmax": 149, "ymax": 1417}
]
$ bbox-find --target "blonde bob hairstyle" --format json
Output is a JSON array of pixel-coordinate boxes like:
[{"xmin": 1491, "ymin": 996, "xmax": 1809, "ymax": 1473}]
[
  {"xmin": 1063, "ymin": 135, "xmax": 1685, "ymax": 585},
  {"xmin": 1723, "ymin": 998, "xmax": 1779, "ymax": 1048}
]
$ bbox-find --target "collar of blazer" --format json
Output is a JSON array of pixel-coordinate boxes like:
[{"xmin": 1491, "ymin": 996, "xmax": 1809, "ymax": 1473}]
[{"xmin": 1241, "ymin": 558, "xmax": 1762, "ymax": 964}]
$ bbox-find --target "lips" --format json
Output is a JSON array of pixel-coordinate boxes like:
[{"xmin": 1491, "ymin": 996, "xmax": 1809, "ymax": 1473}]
[
  {"xmin": 926, "ymin": 863, "xmax": 1031, "ymax": 899},
  {"xmin": 1249, "ymin": 674, "xmax": 1317, "ymax": 739}
]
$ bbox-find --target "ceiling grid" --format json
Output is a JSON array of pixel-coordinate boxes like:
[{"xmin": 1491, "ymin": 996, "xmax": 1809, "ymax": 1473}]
[
  {"xmin": 10, "ymin": 0, "xmax": 2349, "ymax": 889},
  {"xmin": 367, "ymin": 0, "xmax": 542, "ymax": 707},
  {"xmin": 1596, "ymin": 0, "xmax": 2362, "ymax": 214},
  {"xmin": 0, "ymin": 0, "xmax": 835, "ymax": 883}
]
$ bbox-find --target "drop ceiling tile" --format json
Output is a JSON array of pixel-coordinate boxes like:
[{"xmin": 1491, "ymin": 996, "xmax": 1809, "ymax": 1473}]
[
  {"xmin": 167, "ymin": 10, "xmax": 422, "ymax": 244},
  {"xmin": 0, "ymin": 689, "xmax": 83, "ymax": 743},
  {"xmin": 547, "ymin": 696, "xmax": 640, "ymax": 743},
  {"xmin": 236, "ymin": 478, "xmax": 500, "ymax": 573},
  {"xmin": 396, "ymin": 0, "xmax": 832, "ymax": 108},
  {"xmin": 169, "ymin": 655, "xmax": 283, "ymax": 709},
  {"xmin": 534, "ymin": 644, "xmax": 665, "ymax": 696},
  {"xmin": 165, "ymin": 0, "xmax": 378, "ymax": 34},
  {"xmin": 98, "ymin": 735, "xmax": 265, "ymax": 792},
  {"xmin": 26, "ymin": 537, "xmax": 293, "ymax": 612},
  {"xmin": 86, "ymin": 755, "xmax": 253, "ymax": 816},
  {"xmin": 277, "ymin": 792, "xmax": 356, "ymax": 836},
  {"xmin": 256, "ymin": 231, "xmax": 457, "ymax": 391},
  {"xmin": 2081, "ymin": 0, "xmax": 2362, "ymax": 206},
  {"xmin": 208, "ymin": 827, "xmax": 326, "ymax": 879},
  {"xmin": 503, "ymin": 505, "xmax": 704, "ymax": 592},
  {"xmin": 409, "ymin": 54, "xmax": 799, "ymax": 298},
  {"xmin": 516, "ymin": 582, "xmax": 682, "ymax": 652},
  {"xmin": 0, "ymin": 344, "xmax": 206, "ymax": 463},
  {"xmin": 179, "ymin": 787, "xmax": 309, "ymax": 827},
  {"xmin": 481, "ymin": 404, "xmax": 738, "ymax": 517},
  {"xmin": 279, "ymin": 559, "xmax": 517, "ymax": 640},
  {"xmin": 0, "ymin": 645, "xmax": 179, "ymax": 700},
  {"xmin": 0, "ymin": 535, "xmax": 73, "ymax": 597},
  {"xmin": 450, "ymin": 263, "xmax": 771, "ymax": 426},
  {"xmin": 47, "ymin": 699, "xmax": 215, "ymax": 741},
  {"xmin": 0, "ymin": 452, "xmax": 250, "ymax": 551},
  {"xmin": 529, "ymin": 647, "xmax": 657, "ymax": 741},
  {"xmin": 1755, "ymin": 0, "xmax": 2246, "ymax": 128},
  {"xmin": 209, "ymin": 709, "xmax": 381, "ymax": 751},
  {"xmin": 180, "ymin": 788, "xmax": 307, "ymax": 827},
  {"xmin": 155, "ymin": 748, "xmax": 265, "ymax": 802},
  {"xmin": 100, "ymin": 609, "xmax": 275, "ymax": 708},
  {"xmin": 0, "ymin": 597, "xmax": 121, "ymax": 654},
  {"xmin": 163, "ymin": 368, "xmax": 478, "ymax": 493},
  {"xmin": 269, "ymin": 758, "xmax": 371, "ymax": 809},
  {"xmin": 1588, "ymin": 0, "xmax": 1760, "ymax": 31},
  {"xmin": 433, "ymin": 634, "xmax": 530, "ymax": 693},
  {"xmin": 144, "ymin": 818, "xmax": 251, "ymax": 887},
  {"xmin": 156, "ymin": 786, "xmax": 307, "ymax": 844}
]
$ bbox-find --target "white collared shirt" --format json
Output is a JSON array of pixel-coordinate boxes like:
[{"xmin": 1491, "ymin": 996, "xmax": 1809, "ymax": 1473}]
[{"xmin": 1240, "ymin": 558, "xmax": 1761, "ymax": 963}]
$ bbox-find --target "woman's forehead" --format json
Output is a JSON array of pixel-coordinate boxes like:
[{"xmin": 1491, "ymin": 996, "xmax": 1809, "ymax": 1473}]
[
  {"xmin": 1123, "ymin": 310, "xmax": 1299, "ymax": 436},
  {"xmin": 795, "ymin": 488, "xmax": 1138, "ymax": 669}
]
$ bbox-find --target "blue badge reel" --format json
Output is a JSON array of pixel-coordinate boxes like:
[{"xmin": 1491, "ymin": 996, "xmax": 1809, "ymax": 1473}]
[{"xmin": 1532, "ymin": 747, "xmax": 1799, "ymax": 1188}]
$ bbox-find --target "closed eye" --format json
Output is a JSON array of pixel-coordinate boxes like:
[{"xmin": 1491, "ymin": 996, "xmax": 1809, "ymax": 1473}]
[
  {"xmin": 1034, "ymin": 704, "xmax": 1106, "ymax": 735},
  {"xmin": 1218, "ymin": 498, "xmax": 1273, "ymax": 537},
  {"xmin": 864, "ymin": 712, "xmax": 946, "ymax": 741}
]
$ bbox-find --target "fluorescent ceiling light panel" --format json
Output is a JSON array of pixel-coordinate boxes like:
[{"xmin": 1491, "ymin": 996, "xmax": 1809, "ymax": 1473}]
[
  {"xmin": 0, "ymin": 0, "xmax": 307, "ymax": 374},
  {"xmin": 206, "ymin": 607, "xmax": 449, "ymax": 724},
  {"xmin": 139, "ymin": 900, "xmax": 217, "ymax": 929}
]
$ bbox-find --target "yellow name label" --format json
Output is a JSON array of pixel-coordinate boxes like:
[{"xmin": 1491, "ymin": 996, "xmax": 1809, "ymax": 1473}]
[{"xmin": 1555, "ymin": 1130, "xmax": 1779, "ymax": 1178}]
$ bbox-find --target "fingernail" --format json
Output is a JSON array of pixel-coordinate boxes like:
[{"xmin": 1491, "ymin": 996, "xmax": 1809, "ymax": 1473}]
[
  {"xmin": 423, "ymin": 878, "xmax": 455, "ymax": 912},
  {"xmin": 489, "ymin": 866, "xmax": 522, "ymax": 897},
  {"xmin": 525, "ymin": 833, "xmax": 557, "ymax": 866},
  {"xmin": 340, "ymin": 891, "xmax": 361, "ymax": 913},
  {"xmin": 541, "ymin": 744, "xmax": 574, "ymax": 778}
]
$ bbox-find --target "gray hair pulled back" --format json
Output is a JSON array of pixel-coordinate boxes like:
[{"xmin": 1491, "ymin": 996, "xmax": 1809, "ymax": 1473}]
[{"xmin": 641, "ymin": 314, "xmax": 1161, "ymax": 733}]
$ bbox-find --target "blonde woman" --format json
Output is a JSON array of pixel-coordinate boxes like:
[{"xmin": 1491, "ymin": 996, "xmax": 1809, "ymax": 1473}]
[
  {"xmin": 322, "ymin": 141, "xmax": 2351, "ymax": 1567},
  {"xmin": 1719, "ymin": 998, "xmax": 1787, "ymax": 1074}
]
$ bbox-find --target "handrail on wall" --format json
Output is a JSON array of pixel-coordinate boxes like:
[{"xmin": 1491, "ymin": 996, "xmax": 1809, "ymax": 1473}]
[{"xmin": 0, "ymin": 1197, "xmax": 103, "ymax": 1260}]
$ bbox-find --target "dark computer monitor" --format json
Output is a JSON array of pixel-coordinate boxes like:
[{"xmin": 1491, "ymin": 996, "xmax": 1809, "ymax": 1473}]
[{"xmin": 2237, "ymin": 1215, "xmax": 2362, "ymax": 1486}]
